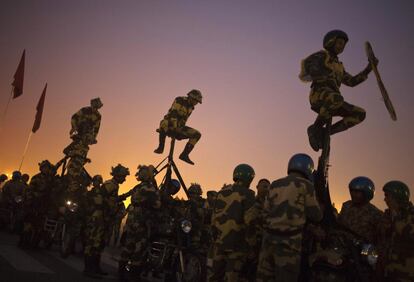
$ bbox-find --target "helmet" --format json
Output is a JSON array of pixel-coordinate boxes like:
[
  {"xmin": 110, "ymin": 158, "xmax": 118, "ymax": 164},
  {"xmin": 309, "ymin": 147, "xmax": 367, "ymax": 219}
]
[
  {"xmin": 0, "ymin": 174, "xmax": 7, "ymax": 182},
  {"xmin": 12, "ymin": 171, "xmax": 21, "ymax": 180},
  {"xmin": 90, "ymin": 97, "xmax": 103, "ymax": 109},
  {"xmin": 92, "ymin": 174, "xmax": 103, "ymax": 184},
  {"xmin": 21, "ymin": 174, "xmax": 30, "ymax": 183},
  {"xmin": 287, "ymin": 153, "xmax": 314, "ymax": 180},
  {"xmin": 233, "ymin": 164, "xmax": 255, "ymax": 186},
  {"xmin": 111, "ymin": 164, "xmax": 130, "ymax": 177},
  {"xmin": 187, "ymin": 89, "xmax": 203, "ymax": 104},
  {"xmin": 135, "ymin": 165, "xmax": 156, "ymax": 182},
  {"xmin": 188, "ymin": 183, "xmax": 202, "ymax": 195},
  {"xmin": 207, "ymin": 190, "xmax": 218, "ymax": 198},
  {"xmin": 323, "ymin": 30, "xmax": 349, "ymax": 50},
  {"xmin": 349, "ymin": 176, "xmax": 375, "ymax": 201},
  {"xmin": 166, "ymin": 179, "xmax": 181, "ymax": 195},
  {"xmin": 39, "ymin": 160, "xmax": 54, "ymax": 169},
  {"xmin": 383, "ymin": 180, "xmax": 410, "ymax": 204}
]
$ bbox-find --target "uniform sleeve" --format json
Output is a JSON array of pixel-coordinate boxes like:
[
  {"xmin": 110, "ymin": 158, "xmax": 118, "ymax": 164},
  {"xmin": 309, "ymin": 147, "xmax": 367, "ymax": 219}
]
[
  {"xmin": 303, "ymin": 51, "xmax": 329, "ymax": 80},
  {"xmin": 92, "ymin": 112, "xmax": 101, "ymax": 139},
  {"xmin": 342, "ymin": 65, "xmax": 371, "ymax": 87},
  {"xmin": 304, "ymin": 181, "xmax": 323, "ymax": 222}
]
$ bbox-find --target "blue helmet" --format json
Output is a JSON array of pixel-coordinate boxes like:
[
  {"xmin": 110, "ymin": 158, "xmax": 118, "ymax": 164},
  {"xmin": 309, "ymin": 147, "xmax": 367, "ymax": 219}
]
[
  {"xmin": 287, "ymin": 153, "xmax": 314, "ymax": 180},
  {"xmin": 323, "ymin": 30, "xmax": 348, "ymax": 50},
  {"xmin": 12, "ymin": 171, "xmax": 22, "ymax": 180},
  {"xmin": 233, "ymin": 164, "xmax": 255, "ymax": 186},
  {"xmin": 349, "ymin": 176, "xmax": 375, "ymax": 201},
  {"xmin": 383, "ymin": 180, "xmax": 410, "ymax": 204}
]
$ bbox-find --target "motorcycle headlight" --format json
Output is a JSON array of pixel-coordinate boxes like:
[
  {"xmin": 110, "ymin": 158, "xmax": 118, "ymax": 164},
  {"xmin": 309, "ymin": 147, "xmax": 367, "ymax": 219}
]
[
  {"xmin": 15, "ymin": 196, "xmax": 23, "ymax": 203},
  {"xmin": 65, "ymin": 200, "xmax": 78, "ymax": 212},
  {"xmin": 181, "ymin": 219, "xmax": 192, "ymax": 233},
  {"xmin": 360, "ymin": 244, "xmax": 378, "ymax": 266}
]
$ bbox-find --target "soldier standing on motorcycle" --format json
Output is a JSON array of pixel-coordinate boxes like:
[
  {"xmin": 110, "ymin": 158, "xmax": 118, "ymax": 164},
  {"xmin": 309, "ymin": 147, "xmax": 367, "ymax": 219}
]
[
  {"xmin": 118, "ymin": 164, "xmax": 161, "ymax": 281},
  {"xmin": 208, "ymin": 164, "xmax": 257, "ymax": 282},
  {"xmin": 256, "ymin": 154, "xmax": 322, "ymax": 282},
  {"xmin": 337, "ymin": 176, "xmax": 383, "ymax": 244},
  {"xmin": 377, "ymin": 181, "xmax": 414, "ymax": 282}
]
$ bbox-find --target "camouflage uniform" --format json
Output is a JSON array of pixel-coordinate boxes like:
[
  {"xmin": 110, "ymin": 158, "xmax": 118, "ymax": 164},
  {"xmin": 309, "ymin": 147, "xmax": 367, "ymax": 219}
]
[
  {"xmin": 337, "ymin": 200, "xmax": 383, "ymax": 243},
  {"xmin": 101, "ymin": 178, "xmax": 122, "ymax": 244},
  {"xmin": 256, "ymin": 174, "xmax": 322, "ymax": 282},
  {"xmin": 111, "ymin": 202, "xmax": 126, "ymax": 246},
  {"xmin": 1, "ymin": 177, "xmax": 26, "ymax": 207},
  {"xmin": 154, "ymin": 89, "xmax": 202, "ymax": 165},
  {"xmin": 378, "ymin": 203, "xmax": 414, "ymax": 282},
  {"xmin": 300, "ymin": 30, "xmax": 374, "ymax": 151},
  {"xmin": 208, "ymin": 184, "xmax": 256, "ymax": 282},
  {"xmin": 20, "ymin": 164, "xmax": 56, "ymax": 247},
  {"xmin": 120, "ymin": 180, "xmax": 161, "ymax": 268},
  {"xmin": 70, "ymin": 98, "xmax": 102, "ymax": 145}
]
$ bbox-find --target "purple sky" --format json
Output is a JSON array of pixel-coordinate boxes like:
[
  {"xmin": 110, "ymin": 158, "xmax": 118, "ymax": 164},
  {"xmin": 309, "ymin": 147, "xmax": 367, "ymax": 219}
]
[{"xmin": 0, "ymin": 0, "xmax": 413, "ymax": 209}]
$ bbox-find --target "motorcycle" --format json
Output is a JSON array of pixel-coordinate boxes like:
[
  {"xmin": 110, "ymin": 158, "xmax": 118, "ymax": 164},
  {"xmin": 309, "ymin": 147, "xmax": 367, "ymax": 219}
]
[
  {"xmin": 60, "ymin": 199, "xmax": 83, "ymax": 258},
  {"xmin": 309, "ymin": 228, "xmax": 378, "ymax": 282},
  {"xmin": 126, "ymin": 213, "xmax": 204, "ymax": 282}
]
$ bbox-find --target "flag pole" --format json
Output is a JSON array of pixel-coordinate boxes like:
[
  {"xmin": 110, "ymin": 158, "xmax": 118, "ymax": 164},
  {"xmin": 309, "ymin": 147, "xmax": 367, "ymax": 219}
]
[
  {"xmin": 0, "ymin": 88, "xmax": 14, "ymax": 132},
  {"xmin": 19, "ymin": 131, "xmax": 33, "ymax": 171}
]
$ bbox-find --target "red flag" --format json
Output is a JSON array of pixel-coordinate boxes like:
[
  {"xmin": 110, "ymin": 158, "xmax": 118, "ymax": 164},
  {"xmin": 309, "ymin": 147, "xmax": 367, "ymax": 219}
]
[
  {"xmin": 32, "ymin": 83, "xmax": 47, "ymax": 133},
  {"xmin": 12, "ymin": 50, "xmax": 26, "ymax": 99}
]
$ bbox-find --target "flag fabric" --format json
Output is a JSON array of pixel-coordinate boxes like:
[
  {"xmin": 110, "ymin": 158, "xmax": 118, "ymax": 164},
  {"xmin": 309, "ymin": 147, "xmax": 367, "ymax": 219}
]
[
  {"xmin": 32, "ymin": 83, "xmax": 47, "ymax": 133},
  {"xmin": 12, "ymin": 50, "xmax": 26, "ymax": 99}
]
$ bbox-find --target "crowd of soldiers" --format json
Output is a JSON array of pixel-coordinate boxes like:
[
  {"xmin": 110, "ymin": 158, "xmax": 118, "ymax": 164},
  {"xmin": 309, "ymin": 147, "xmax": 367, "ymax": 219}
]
[{"xmin": 0, "ymin": 29, "xmax": 413, "ymax": 282}]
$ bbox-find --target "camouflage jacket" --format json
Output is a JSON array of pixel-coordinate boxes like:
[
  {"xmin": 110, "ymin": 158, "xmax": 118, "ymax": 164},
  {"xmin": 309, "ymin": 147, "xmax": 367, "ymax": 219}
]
[
  {"xmin": 101, "ymin": 178, "xmax": 119, "ymax": 219},
  {"xmin": 86, "ymin": 185, "xmax": 107, "ymax": 218},
  {"xmin": 263, "ymin": 174, "xmax": 322, "ymax": 236},
  {"xmin": 381, "ymin": 203, "xmax": 414, "ymax": 281},
  {"xmin": 1, "ymin": 179, "xmax": 26, "ymax": 205},
  {"xmin": 211, "ymin": 183, "xmax": 256, "ymax": 252},
  {"xmin": 163, "ymin": 96, "xmax": 194, "ymax": 128},
  {"xmin": 71, "ymin": 106, "xmax": 101, "ymax": 138},
  {"xmin": 131, "ymin": 181, "xmax": 161, "ymax": 218},
  {"xmin": 337, "ymin": 200, "xmax": 383, "ymax": 243},
  {"xmin": 300, "ymin": 50, "xmax": 369, "ymax": 92},
  {"xmin": 24, "ymin": 173, "xmax": 54, "ymax": 210}
]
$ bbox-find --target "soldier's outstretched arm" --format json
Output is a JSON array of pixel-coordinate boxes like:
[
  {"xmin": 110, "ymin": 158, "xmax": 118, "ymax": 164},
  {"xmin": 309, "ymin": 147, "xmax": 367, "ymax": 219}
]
[{"xmin": 342, "ymin": 63, "xmax": 372, "ymax": 87}]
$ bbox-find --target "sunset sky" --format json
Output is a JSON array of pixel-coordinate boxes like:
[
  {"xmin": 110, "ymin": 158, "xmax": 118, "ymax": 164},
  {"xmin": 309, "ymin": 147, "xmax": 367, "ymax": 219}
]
[{"xmin": 0, "ymin": 0, "xmax": 413, "ymax": 210}]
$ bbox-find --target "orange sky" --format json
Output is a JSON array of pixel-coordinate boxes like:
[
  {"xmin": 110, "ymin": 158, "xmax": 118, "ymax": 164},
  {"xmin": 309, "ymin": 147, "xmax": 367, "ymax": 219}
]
[{"xmin": 1, "ymin": 1, "xmax": 413, "ymax": 210}]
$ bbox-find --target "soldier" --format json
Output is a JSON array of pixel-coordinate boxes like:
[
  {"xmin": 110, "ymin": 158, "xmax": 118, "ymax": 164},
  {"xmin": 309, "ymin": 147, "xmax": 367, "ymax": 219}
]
[
  {"xmin": 256, "ymin": 154, "xmax": 322, "ymax": 282},
  {"xmin": 83, "ymin": 174, "xmax": 106, "ymax": 278},
  {"xmin": 70, "ymin": 97, "xmax": 103, "ymax": 145},
  {"xmin": 337, "ymin": 176, "xmax": 383, "ymax": 244},
  {"xmin": 300, "ymin": 30, "xmax": 378, "ymax": 151},
  {"xmin": 208, "ymin": 164, "xmax": 256, "ymax": 282},
  {"xmin": 154, "ymin": 89, "xmax": 203, "ymax": 165},
  {"xmin": 111, "ymin": 201, "xmax": 126, "ymax": 246},
  {"xmin": 119, "ymin": 164, "xmax": 161, "ymax": 280},
  {"xmin": 377, "ymin": 181, "xmax": 413, "ymax": 282},
  {"xmin": 187, "ymin": 183, "xmax": 206, "ymax": 249},
  {"xmin": 256, "ymin": 178, "xmax": 270, "ymax": 206},
  {"xmin": 1, "ymin": 171, "xmax": 26, "ymax": 208},
  {"xmin": 102, "ymin": 164, "xmax": 130, "ymax": 245},
  {"xmin": 19, "ymin": 161, "xmax": 56, "ymax": 248}
]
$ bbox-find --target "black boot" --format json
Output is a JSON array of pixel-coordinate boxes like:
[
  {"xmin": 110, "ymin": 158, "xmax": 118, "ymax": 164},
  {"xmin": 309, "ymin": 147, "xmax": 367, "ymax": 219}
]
[
  {"xmin": 83, "ymin": 255, "xmax": 102, "ymax": 279},
  {"xmin": 154, "ymin": 132, "xmax": 166, "ymax": 154},
  {"xmin": 95, "ymin": 255, "xmax": 108, "ymax": 276},
  {"xmin": 179, "ymin": 143, "xmax": 195, "ymax": 165},
  {"xmin": 307, "ymin": 124, "xmax": 323, "ymax": 152}
]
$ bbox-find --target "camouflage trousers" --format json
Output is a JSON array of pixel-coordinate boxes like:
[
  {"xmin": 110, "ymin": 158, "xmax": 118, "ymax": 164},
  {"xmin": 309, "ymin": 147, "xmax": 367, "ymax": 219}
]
[
  {"xmin": 120, "ymin": 218, "xmax": 149, "ymax": 266},
  {"xmin": 207, "ymin": 244, "xmax": 247, "ymax": 282},
  {"xmin": 256, "ymin": 233, "xmax": 302, "ymax": 282},
  {"xmin": 159, "ymin": 118, "xmax": 201, "ymax": 146},
  {"xmin": 309, "ymin": 87, "xmax": 366, "ymax": 128},
  {"xmin": 84, "ymin": 215, "xmax": 105, "ymax": 256},
  {"xmin": 384, "ymin": 255, "xmax": 414, "ymax": 282}
]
